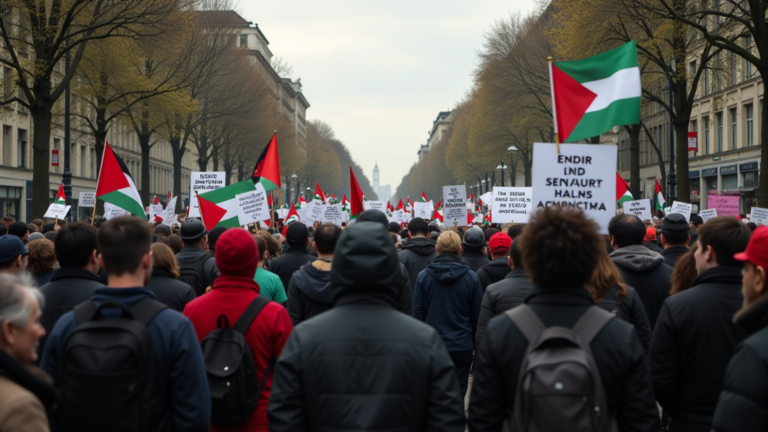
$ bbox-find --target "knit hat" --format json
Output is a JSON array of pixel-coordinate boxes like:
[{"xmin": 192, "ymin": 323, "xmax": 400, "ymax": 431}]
[
  {"xmin": 644, "ymin": 227, "xmax": 657, "ymax": 242},
  {"xmin": 214, "ymin": 228, "xmax": 259, "ymax": 277}
]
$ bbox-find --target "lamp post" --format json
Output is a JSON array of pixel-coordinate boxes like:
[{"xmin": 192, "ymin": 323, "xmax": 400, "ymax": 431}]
[
  {"xmin": 481, "ymin": 179, "xmax": 486, "ymax": 195},
  {"xmin": 62, "ymin": 34, "xmax": 72, "ymax": 218},
  {"xmin": 667, "ymin": 64, "xmax": 677, "ymax": 204},
  {"xmin": 508, "ymin": 146, "xmax": 518, "ymax": 187},
  {"xmin": 290, "ymin": 174, "xmax": 297, "ymax": 205},
  {"xmin": 497, "ymin": 162, "xmax": 507, "ymax": 187}
]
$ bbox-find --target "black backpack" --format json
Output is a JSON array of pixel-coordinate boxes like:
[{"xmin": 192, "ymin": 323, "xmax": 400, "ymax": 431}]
[
  {"xmin": 202, "ymin": 296, "xmax": 274, "ymax": 425},
  {"xmin": 504, "ymin": 305, "xmax": 618, "ymax": 432},
  {"xmin": 60, "ymin": 298, "xmax": 168, "ymax": 432},
  {"xmin": 179, "ymin": 253, "xmax": 213, "ymax": 296}
]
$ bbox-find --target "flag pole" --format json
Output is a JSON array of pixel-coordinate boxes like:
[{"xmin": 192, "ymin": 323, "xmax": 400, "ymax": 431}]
[
  {"xmin": 548, "ymin": 56, "xmax": 561, "ymax": 154},
  {"xmin": 270, "ymin": 191, "xmax": 275, "ymax": 229}
]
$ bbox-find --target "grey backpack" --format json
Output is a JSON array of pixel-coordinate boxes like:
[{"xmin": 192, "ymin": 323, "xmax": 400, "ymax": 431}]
[{"xmin": 504, "ymin": 305, "xmax": 618, "ymax": 432}]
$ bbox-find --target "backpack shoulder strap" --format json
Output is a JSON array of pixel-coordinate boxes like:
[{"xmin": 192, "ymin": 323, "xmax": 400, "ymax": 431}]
[
  {"xmin": 129, "ymin": 298, "xmax": 169, "ymax": 326},
  {"xmin": 73, "ymin": 300, "xmax": 98, "ymax": 324},
  {"xmin": 572, "ymin": 306, "xmax": 615, "ymax": 345},
  {"xmin": 505, "ymin": 304, "xmax": 546, "ymax": 344},
  {"xmin": 232, "ymin": 296, "xmax": 271, "ymax": 335}
]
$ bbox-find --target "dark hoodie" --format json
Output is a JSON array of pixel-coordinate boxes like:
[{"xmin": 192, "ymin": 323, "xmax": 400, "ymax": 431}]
[
  {"xmin": 413, "ymin": 253, "xmax": 483, "ymax": 351},
  {"xmin": 476, "ymin": 258, "xmax": 511, "ymax": 292},
  {"xmin": 287, "ymin": 259, "xmax": 333, "ymax": 325},
  {"xmin": 460, "ymin": 248, "xmax": 489, "ymax": 272},
  {"xmin": 610, "ymin": 244, "xmax": 673, "ymax": 328},
  {"xmin": 399, "ymin": 237, "xmax": 438, "ymax": 288},
  {"xmin": 268, "ymin": 222, "xmax": 466, "ymax": 432}
]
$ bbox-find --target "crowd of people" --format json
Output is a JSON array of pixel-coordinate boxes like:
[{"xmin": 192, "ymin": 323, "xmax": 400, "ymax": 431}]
[{"xmin": 0, "ymin": 206, "xmax": 765, "ymax": 431}]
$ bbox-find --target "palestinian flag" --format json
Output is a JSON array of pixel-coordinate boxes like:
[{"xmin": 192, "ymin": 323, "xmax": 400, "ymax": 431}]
[
  {"xmin": 296, "ymin": 196, "xmax": 307, "ymax": 209},
  {"xmin": 467, "ymin": 210, "xmax": 474, "ymax": 226},
  {"xmin": 314, "ymin": 184, "xmax": 328, "ymax": 203},
  {"xmin": 284, "ymin": 203, "xmax": 300, "ymax": 225},
  {"xmin": 251, "ymin": 133, "xmax": 281, "ymax": 192},
  {"xmin": 96, "ymin": 141, "xmax": 145, "ymax": 218},
  {"xmin": 551, "ymin": 41, "xmax": 641, "ymax": 143},
  {"xmin": 153, "ymin": 196, "xmax": 160, "ymax": 205},
  {"xmin": 616, "ymin": 173, "xmax": 634, "ymax": 204},
  {"xmin": 386, "ymin": 202, "xmax": 393, "ymax": 218},
  {"xmin": 330, "ymin": 193, "xmax": 337, "ymax": 205},
  {"xmin": 341, "ymin": 194, "xmax": 350, "ymax": 214},
  {"xmin": 485, "ymin": 208, "xmax": 492, "ymax": 226},
  {"xmin": 432, "ymin": 200, "xmax": 444, "ymax": 223},
  {"xmin": 396, "ymin": 199, "xmax": 404, "ymax": 211},
  {"xmin": 196, "ymin": 180, "xmax": 257, "ymax": 230},
  {"xmin": 349, "ymin": 166, "xmax": 365, "ymax": 220},
  {"xmin": 405, "ymin": 196, "xmax": 412, "ymax": 212},
  {"xmin": 54, "ymin": 184, "xmax": 66, "ymax": 205},
  {"xmin": 419, "ymin": 192, "xmax": 428, "ymax": 202},
  {"xmin": 655, "ymin": 178, "xmax": 666, "ymax": 211}
]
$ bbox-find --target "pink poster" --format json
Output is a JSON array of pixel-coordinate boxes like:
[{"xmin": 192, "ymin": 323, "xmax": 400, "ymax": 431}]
[{"xmin": 707, "ymin": 195, "xmax": 740, "ymax": 216}]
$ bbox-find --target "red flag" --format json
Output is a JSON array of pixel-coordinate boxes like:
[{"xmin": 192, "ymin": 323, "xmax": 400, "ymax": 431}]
[
  {"xmin": 467, "ymin": 210, "xmax": 474, "ymax": 226},
  {"xmin": 284, "ymin": 203, "xmax": 300, "ymax": 224},
  {"xmin": 396, "ymin": 199, "xmax": 404, "ymax": 211},
  {"xmin": 153, "ymin": 215, "xmax": 163, "ymax": 224},
  {"xmin": 431, "ymin": 200, "xmax": 443, "ymax": 223},
  {"xmin": 314, "ymin": 184, "xmax": 328, "ymax": 204},
  {"xmin": 96, "ymin": 141, "xmax": 130, "ymax": 197},
  {"xmin": 420, "ymin": 191, "xmax": 428, "ymax": 202},
  {"xmin": 197, "ymin": 195, "xmax": 227, "ymax": 231},
  {"xmin": 153, "ymin": 196, "xmax": 159, "ymax": 205},
  {"xmin": 349, "ymin": 166, "xmax": 365, "ymax": 219},
  {"xmin": 251, "ymin": 133, "xmax": 281, "ymax": 191}
]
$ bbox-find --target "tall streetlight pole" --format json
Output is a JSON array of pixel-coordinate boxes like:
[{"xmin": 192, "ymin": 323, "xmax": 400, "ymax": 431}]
[
  {"xmin": 62, "ymin": 34, "xmax": 72, "ymax": 218},
  {"xmin": 667, "ymin": 65, "xmax": 677, "ymax": 205},
  {"xmin": 508, "ymin": 146, "xmax": 518, "ymax": 187},
  {"xmin": 497, "ymin": 162, "xmax": 507, "ymax": 187},
  {"xmin": 290, "ymin": 173, "xmax": 297, "ymax": 205}
]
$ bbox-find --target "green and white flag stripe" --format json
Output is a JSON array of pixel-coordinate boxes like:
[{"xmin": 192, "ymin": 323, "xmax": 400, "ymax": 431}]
[
  {"xmin": 199, "ymin": 180, "xmax": 257, "ymax": 228},
  {"xmin": 100, "ymin": 178, "xmax": 145, "ymax": 218}
]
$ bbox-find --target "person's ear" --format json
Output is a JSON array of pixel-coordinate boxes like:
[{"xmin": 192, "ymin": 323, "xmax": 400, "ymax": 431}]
[
  {"xmin": 704, "ymin": 245, "xmax": 716, "ymax": 264},
  {"xmin": 312, "ymin": 242, "xmax": 318, "ymax": 253},
  {"xmin": 508, "ymin": 256, "xmax": 514, "ymax": 269},
  {"xmin": 1, "ymin": 319, "xmax": 15, "ymax": 346},
  {"xmin": 97, "ymin": 254, "xmax": 107, "ymax": 272},
  {"xmin": 15, "ymin": 255, "xmax": 22, "ymax": 269},
  {"xmin": 756, "ymin": 266, "xmax": 767, "ymax": 296},
  {"xmin": 660, "ymin": 234, "xmax": 667, "ymax": 247},
  {"xmin": 609, "ymin": 235, "xmax": 618, "ymax": 250},
  {"xmin": 90, "ymin": 250, "xmax": 99, "ymax": 265},
  {"xmin": 143, "ymin": 251, "xmax": 153, "ymax": 270}
]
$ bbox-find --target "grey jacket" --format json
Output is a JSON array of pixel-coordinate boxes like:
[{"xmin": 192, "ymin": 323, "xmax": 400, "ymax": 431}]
[{"xmin": 610, "ymin": 245, "xmax": 673, "ymax": 328}]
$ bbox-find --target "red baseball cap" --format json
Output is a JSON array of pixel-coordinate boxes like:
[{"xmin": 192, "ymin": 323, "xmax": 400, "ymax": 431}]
[
  {"xmin": 489, "ymin": 232, "xmax": 512, "ymax": 254},
  {"xmin": 644, "ymin": 227, "xmax": 657, "ymax": 242},
  {"xmin": 734, "ymin": 226, "xmax": 768, "ymax": 269}
]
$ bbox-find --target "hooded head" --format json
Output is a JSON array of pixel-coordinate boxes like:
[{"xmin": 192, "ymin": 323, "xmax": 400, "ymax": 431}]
[
  {"xmin": 215, "ymin": 228, "xmax": 259, "ymax": 278},
  {"xmin": 331, "ymin": 222, "xmax": 400, "ymax": 307}
]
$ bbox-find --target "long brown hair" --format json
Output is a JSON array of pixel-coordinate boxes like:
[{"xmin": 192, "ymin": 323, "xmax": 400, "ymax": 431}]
[
  {"xmin": 257, "ymin": 230, "xmax": 281, "ymax": 259},
  {"xmin": 151, "ymin": 242, "xmax": 180, "ymax": 279},
  {"xmin": 586, "ymin": 248, "xmax": 628, "ymax": 301},
  {"xmin": 671, "ymin": 243, "xmax": 698, "ymax": 295}
]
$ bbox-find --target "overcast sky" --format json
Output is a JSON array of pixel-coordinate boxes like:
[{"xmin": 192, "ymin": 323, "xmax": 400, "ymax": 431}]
[{"xmin": 240, "ymin": 1, "xmax": 537, "ymax": 191}]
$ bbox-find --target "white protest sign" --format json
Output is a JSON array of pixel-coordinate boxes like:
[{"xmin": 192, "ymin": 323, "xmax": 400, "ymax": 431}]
[
  {"xmin": 670, "ymin": 201, "xmax": 693, "ymax": 222},
  {"xmin": 149, "ymin": 203, "xmax": 164, "ymax": 221},
  {"xmin": 304, "ymin": 200, "xmax": 325, "ymax": 223},
  {"xmin": 492, "ymin": 187, "xmax": 533, "ymax": 224},
  {"xmin": 413, "ymin": 201, "xmax": 434, "ymax": 219},
  {"xmin": 751, "ymin": 207, "xmax": 768, "ymax": 225},
  {"xmin": 532, "ymin": 143, "xmax": 616, "ymax": 234},
  {"xmin": 297, "ymin": 208, "xmax": 307, "ymax": 222},
  {"xmin": 622, "ymin": 199, "xmax": 653, "ymax": 222},
  {"xmin": 364, "ymin": 201, "xmax": 387, "ymax": 214},
  {"xmin": 103, "ymin": 203, "xmax": 129, "ymax": 220},
  {"xmin": 189, "ymin": 172, "xmax": 225, "ymax": 217},
  {"xmin": 323, "ymin": 204, "xmax": 344, "ymax": 227},
  {"xmin": 478, "ymin": 192, "xmax": 492, "ymax": 206},
  {"xmin": 443, "ymin": 185, "xmax": 468, "ymax": 227},
  {"xmin": 392, "ymin": 209, "xmax": 407, "ymax": 223},
  {"xmin": 277, "ymin": 209, "xmax": 288, "ymax": 219},
  {"xmin": 699, "ymin": 208, "xmax": 718, "ymax": 223},
  {"xmin": 44, "ymin": 204, "xmax": 71, "ymax": 219},
  {"xmin": 78, "ymin": 192, "xmax": 95, "ymax": 208},
  {"xmin": 161, "ymin": 196, "xmax": 177, "ymax": 227},
  {"xmin": 235, "ymin": 183, "xmax": 270, "ymax": 226}
]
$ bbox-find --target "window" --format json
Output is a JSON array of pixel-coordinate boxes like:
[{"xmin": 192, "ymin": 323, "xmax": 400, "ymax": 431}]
[
  {"xmin": 745, "ymin": 36, "xmax": 754, "ymax": 79},
  {"xmin": 746, "ymin": 104, "xmax": 754, "ymax": 146},
  {"xmin": 53, "ymin": 138, "xmax": 61, "ymax": 173},
  {"xmin": 715, "ymin": 53, "xmax": 722, "ymax": 92},
  {"xmin": 16, "ymin": 129, "xmax": 26, "ymax": 168},
  {"xmin": 704, "ymin": 117, "xmax": 710, "ymax": 154},
  {"xmin": 730, "ymin": 108, "xmax": 737, "ymax": 149},
  {"xmin": 239, "ymin": 34, "xmax": 247, "ymax": 48},
  {"xmin": 716, "ymin": 112, "xmax": 723, "ymax": 152},
  {"xmin": 2, "ymin": 125, "xmax": 9, "ymax": 165},
  {"xmin": 704, "ymin": 68, "xmax": 710, "ymax": 95}
]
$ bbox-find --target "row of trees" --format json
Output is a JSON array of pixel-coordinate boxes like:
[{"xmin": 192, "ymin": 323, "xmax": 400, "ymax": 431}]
[
  {"xmin": 396, "ymin": 0, "xmax": 768, "ymax": 207},
  {"xmin": 0, "ymin": 0, "xmax": 373, "ymax": 216}
]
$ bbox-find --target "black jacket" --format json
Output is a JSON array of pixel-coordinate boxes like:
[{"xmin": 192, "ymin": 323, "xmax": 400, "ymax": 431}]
[
  {"xmin": 460, "ymin": 248, "xmax": 489, "ymax": 272},
  {"xmin": 287, "ymin": 259, "xmax": 333, "ymax": 325},
  {"xmin": 596, "ymin": 285, "xmax": 653, "ymax": 353},
  {"xmin": 476, "ymin": 258, "xmax": 511, "ymax": 292},
  {"xmin": 38, "ymin": 268, "xmax": 105, "ymax": 358},
  {"xmin": 468, "ymin": 286, "xmax": 659, "ymax": 432},
  {"xmin": 268, "ymin": 222, "xmax": 466, "ymax": 432},
  {"xmin": 175, "ymin": 246, "xmax": 219, "ymax": 294},
  {"xmin": 712, "ymin": 294, "xmax": 768, "ymax": 432},
  {"xmin": 648, "ymin": 266, "xmax": 746, "ymax": 432},
  {"xmin": 661, "ymin": 246, "xmax": 689, "ymax": 268},
  {"xmin": 476, "ymin": 268, "xmax": 533, "ymax": 351},
  {"xmin": 146, "ymin": 268, "xmax": 196, "ymax": 312},
  {"xmin": 398, "ymin": 237, "xmax": 437, "ymax": 287},
  {"xmin": 610, "ymin": 245, "xmax": 673, "ymax": 328},
  {"xmin": 644, "ymin": 242, "xmax": 664, "ymax": 254},
  {"xmin": 269, "ymin": 246, "xmax": 317, "ymax": 290}
]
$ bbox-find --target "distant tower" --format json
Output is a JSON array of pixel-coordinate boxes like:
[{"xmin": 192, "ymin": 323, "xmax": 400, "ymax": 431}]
[{"xmin": 373, "ymin": 163, "xmax": 380, "ymax": 191}]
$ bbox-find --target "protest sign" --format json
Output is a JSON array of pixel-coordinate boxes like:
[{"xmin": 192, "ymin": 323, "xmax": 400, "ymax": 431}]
[
  {"xmin": 707, "ymin": 195, "xmax": 739, "ymax": 217},
  {"xmin": 149, "ymin": 204, "xmax": 164, "ymax": 221},
  {"xmin": 44, "ymin": 204, "xmax": 71, "ymax": 219},
  {"xmin": 161, "ymin": 196, "xmax": 177, "ymax": 227},
  {"xmin": 622, "ymin": 199, "xmax": 653, "ymax": 222},
  {"xmin": 670, "ymin": 201, "xmax": 693, "ymax": 222},
  {"xmin": 188, "ymin": 172, "xmax": 225, "ymax": 217},
  {"xmin": 364, "ymin": 201, "xmax": 387, "ymax": 214},
  {"xmin": 392, "ymin": 209, "xmax": 407, "ymax": 223},
  {"xmin": 478, "ymin": 192, "xmax": 492, "ymax": 206},
  {"xmin": 277, "ymin": 209, "xmax": 288, "ymax": 219},
  {"xmin": 324, "ymin": 204, "xmax": 344, "ymax": 227},
  {"xmin": 235, "ymin": 183, "xmax": 270, "ymax": 225},
  {"xmin": 78, "ymin": 192, "xmax": 95, "ymax": 208},
  {"xmin": 492, "ymin": 187, "xmax": 532, "ymax": 224},
  {"xmin": 413, "ymin": 201, "xmax": 434, "ymax": 219},
  {"xmin": 699, "ymin": 208, "xmax": 718, "ymax": 223},
  {"xmin": 103, "ymin": 203, "xmax": 129, "ymax": 220},
  {"xmin": 304, "ymin": 200, "xmax": 325, "ymax": 223},
  {"xmin": 751, "ymin": 207, "xmax": 768, "ymax": 225},
  {"xmin": 297, "ymin": 208, "xmax": 307, "ymax": 222},
  {"xmin": 532, "ymin": 143, "xmax": 617, "ymax": 233},
  {"xmin": 443, "ymin": 185, "xmax": 468, "ymax": 227}
]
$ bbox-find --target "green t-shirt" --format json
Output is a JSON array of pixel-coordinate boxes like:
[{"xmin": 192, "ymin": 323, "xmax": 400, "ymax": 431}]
[{"xmin": 255, "ymin": 267, "xmax": 288, "ymax": 303}]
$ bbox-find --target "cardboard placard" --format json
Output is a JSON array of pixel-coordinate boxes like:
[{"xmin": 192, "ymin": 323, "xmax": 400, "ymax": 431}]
[
  {"xmin": 443, "ymin": 185, "xmax": 468, "ymax": 227},
  {"xmin": 304, "ymin": 200, "xmax": 325, "ymax": 223},
  {"xmin": 670, "ymin": 201, "xmax": 693, "ymax": 222},
  {"xmin": 78, "ymin": 192, "xmax": 95, "ymax": 208},
  {"xmin": 413, "ymin": 201, "xmax": 434, "ymax": 220},
  {"xmin": 189, "ymin": 172, "xmax": 225, "ymax": 217},
  {"xmin": 622, "ymin": 199, "xmax": 653, "ymax": 222},
  {"xmin": 44, "ymin": 204, "xmax": 71, "ymax": 219},
  {"xmin": 699, "ymin": 208, "xmax": 718, "ymax": 223},
  {"xmin": 707, "ymin": 195, "xmax": 739, "ymax": 217},
  {"xmin": 323, "ymin": 204, "xmax": 344, "ymax": 227},
  {"xmin": 161, "ymin": 196, "xmax": 177, "ymax": 227},
  {"xmin": 103, "ymin": 203, "xmax": 129, "ymax": 220},
  {"xmin": 492, "ymin": 187, "xmax": 533, "ymax": 224},
  {"xmin": 364, "ymin": 201, "xmax": 387, "ymax": 214},
  {"xmin": 751, "ymin": 207, "xmax": 768, "ymax": 225},
  {"xmin": 532, "ymin": 143, "xmax": 617, "ymax": 234},
  {"xmin": 235, "ymin": 183, "xmax": 271, "ymax": 225}
]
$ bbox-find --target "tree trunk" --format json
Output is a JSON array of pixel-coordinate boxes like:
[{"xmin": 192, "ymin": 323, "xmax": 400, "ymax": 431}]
[
  {"xmin": 237, "ymin": 163, "xmax": 245, "ymax": 182},
  {"xmin": 31, "ymin": 107, "xmax": 53, "ymax": 218},
  {"xmin": 138, "ymin": 122, "xmax": 153, "ymax": 207},
  {"xmin": 626, "ymin": 125, "xmax": 641, "ymax": 199},
  {"xmin": 523, "ymin": 158, "xmax": 532, "ymax": 187},
  {"xmin": 171, "ymin": 139, "xmax": 184, "ymax": 213},
  {"xmin": 674, "ymin": 124, "xmax": 689, "ymax": 204}
]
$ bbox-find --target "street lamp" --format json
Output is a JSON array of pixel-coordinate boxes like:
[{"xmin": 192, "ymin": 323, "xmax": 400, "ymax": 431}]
[
  {"xmin": 481, "ymin": 180, "xmax": 486, "ymax": 194},
  {"xmin": 496, "ymin": 162, "xmax": 507, "ymax": 187},
  {"xmin": 508, "ymin": 146, "xmax": 518, "ymax": 187},
  {"xmin": 290, "ymin": 174, "xmax": 297, "ymax": 205}
]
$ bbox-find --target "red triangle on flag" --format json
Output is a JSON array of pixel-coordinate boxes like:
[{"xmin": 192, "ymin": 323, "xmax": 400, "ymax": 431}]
[
  {"xmin": 616, "ymin": 172, "xmax": 630, "ymax": 201},
  {"xmin": 96, "ymin": 141, "xmax": 130, "ymax": 197},
  {"xmin": 197, "ymin": 195, "xmax": 227, "ymax": 231},
  {"xmin": 56, "ymin": 184, "xmax": 66, "ymax": 202},
  {"xmin": 349, "ymin": 166, "xmax": 365, "ymax": 218},
  {"xmin": 467, "ymin": 210, "xmax": 473, "ymax": 226},
  {"xmin": 252, "ymin": 133, "xmax": 281, "ymax": 190},
  {"xmin": 552, "ymin": 64, "xmax": 598, "ymax": 143}
]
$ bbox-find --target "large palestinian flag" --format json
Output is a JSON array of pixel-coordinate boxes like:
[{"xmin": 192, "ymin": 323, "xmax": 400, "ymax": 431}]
[
  {"xmin": 197, "ymin": 180, "xmax": 258, "ymax": 230},
  {"xmin": 96, "ymin": 141, "xmax": 145, "ymax": 218},
  {"xmin": 252, "ymin": 133, "xmax": 281, "ymax": 192},
  {"xmin": 655, "ymin": 178, "xmax": 666, "ymax": 211},
  {"xmin": 551, "ymin": 41, "xmax": 641, "ymax": 143}
]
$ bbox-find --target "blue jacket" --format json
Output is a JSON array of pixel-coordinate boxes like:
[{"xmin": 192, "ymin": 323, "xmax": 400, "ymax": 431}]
[
  {"xmin": 413, "ymin": 253, "xmax": 482, "ymax": 351},
  {"xmin": 41, "ymin": 287, "xmax": 210, "ymax": 432}
]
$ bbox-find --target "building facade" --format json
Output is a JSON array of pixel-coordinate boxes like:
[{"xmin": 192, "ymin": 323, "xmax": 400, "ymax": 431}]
[{"xmin": 417, "ymin": 111, "xmax": 453, "ymax": 161}]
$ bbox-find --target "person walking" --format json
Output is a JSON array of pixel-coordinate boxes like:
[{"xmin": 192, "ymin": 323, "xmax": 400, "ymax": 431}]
[
  {"xmin": 712, "ymin": 226, "xmax": 768, "ymax": 431},
  {"xmin": 0, "ymin": 275, "xmax": 55, "ymax": 432},
  {"xmin": 460, "ymin": 227, "xmax": 489, "ymax": 272},
  {"xmin": 399, "ymin": 218, "xmax": 438, "ymax": 287},
  {"xmin": 476, "ymin": 232, "xmax": 513, "ymax": 292},
  {"xmin": 648, "ymin": 216, "xmax": 751, "ymax": 432},
  {"xmin": 268, "ymin": 222, "xmax": 466, "ymax": 432},
  {"xmin": 468, "ymin": 207, "xmax": 658, "ymax": 432},
  {"xmin": 41, "ymin": 216, "xmax": 210, "ymax": 432},
  {"xmin": 413, "ymin": 230, "xmax": 482, "ymax": 399},
  {"xmin": 659, "ymin": 214, "xmax": 691, "ymax": 268},
  {"xmin": 609, "ymin": 213, "xmax": 673, "ymax": 328},
  {"xmin": 268, "ymin": 223, "xmax": 316, "ymax": 290},
  {"xmin": 26, "ymin": 239, "xmax": 55, "ymax": 287},
  {"xmin": 176, "ymin": 219, "xmax": 219, "ymax": 296},
  {"xmin": 147, "ymin": 242, "xmax": 196, "ymax": 312},
  {"xmin": 184, "ymin": 228, "xmax": 293, "ymax": 432}
]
